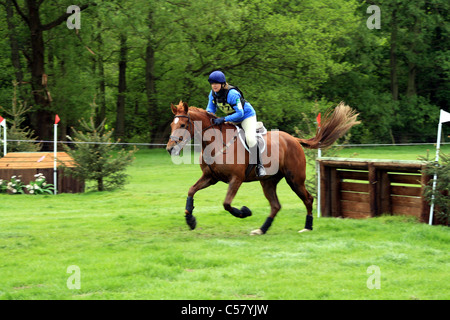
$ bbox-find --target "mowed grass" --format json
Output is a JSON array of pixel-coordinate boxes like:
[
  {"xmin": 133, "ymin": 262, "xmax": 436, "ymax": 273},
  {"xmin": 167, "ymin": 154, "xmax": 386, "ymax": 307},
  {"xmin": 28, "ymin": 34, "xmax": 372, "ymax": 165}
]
[{"xmin": 0, "ymin": 144, "xmax": 449, "ymax": 300}]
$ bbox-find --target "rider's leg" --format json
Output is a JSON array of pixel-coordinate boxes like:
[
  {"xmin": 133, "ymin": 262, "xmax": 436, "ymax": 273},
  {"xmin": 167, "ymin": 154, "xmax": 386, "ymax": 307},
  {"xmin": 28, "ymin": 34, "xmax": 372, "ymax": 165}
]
[{"xmin": 241, "ymin": 116, "xmax": 266, "ymax": 177}]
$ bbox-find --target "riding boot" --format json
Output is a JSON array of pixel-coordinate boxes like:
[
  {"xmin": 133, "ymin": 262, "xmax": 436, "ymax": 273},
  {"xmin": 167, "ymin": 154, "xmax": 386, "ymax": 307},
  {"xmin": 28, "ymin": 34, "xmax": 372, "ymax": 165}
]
[{"xmin": 254, "ymin": 144, "xmax": 266, "ymax": 177}]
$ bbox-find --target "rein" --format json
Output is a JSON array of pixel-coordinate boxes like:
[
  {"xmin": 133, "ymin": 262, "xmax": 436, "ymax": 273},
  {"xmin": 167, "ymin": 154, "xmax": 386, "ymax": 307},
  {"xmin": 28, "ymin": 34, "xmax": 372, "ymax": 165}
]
[{"xmin": 170, "ymin": 112, "xmax": 236, "ymax": 153}]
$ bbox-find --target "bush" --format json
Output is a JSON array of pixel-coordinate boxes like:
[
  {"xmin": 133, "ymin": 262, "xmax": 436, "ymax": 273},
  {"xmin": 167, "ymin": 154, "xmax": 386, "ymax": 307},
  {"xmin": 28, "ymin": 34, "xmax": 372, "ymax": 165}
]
[
  {"xmin": 422, "ymin": 152, "xmax": 449, "ymax": 225},
  {"xmin": 25, "ymin": 173, "xmax": 55, "ymax": 195},
  {"xmin": 0, "ymin": 174, "xmax": 55, "ymax": 195},
  {"xmin": 0, "ymin": 81, "xmax": 41, "ymax": 156},
  {"xmin": 62, "ymin": 118, "xmax": 137, "ymax": 191}
]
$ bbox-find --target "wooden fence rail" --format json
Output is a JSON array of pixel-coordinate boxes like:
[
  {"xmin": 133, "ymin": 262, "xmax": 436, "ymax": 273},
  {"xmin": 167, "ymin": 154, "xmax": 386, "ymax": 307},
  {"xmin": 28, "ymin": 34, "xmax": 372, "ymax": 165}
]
[
  {"xmin": 0, "ymin": 152, "xmax": 84, "ymax": 193},
  {"xmin": 318, "ymin": 157, "xmax": 432, "ymax": 223}
]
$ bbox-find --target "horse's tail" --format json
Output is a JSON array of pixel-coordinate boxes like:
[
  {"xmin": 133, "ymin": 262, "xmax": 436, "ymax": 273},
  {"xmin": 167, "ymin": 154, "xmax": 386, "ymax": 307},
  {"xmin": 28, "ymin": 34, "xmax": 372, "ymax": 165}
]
[{"xmin": 297, "ymin": 102, "xmax": 360, "ymax": 149}]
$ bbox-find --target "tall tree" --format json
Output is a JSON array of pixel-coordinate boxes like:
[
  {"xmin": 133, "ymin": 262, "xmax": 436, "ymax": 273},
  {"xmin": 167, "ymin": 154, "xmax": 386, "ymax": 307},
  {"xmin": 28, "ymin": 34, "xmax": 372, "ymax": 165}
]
[
  {"xmin": 10, "ymin": 0, "xmax": 92, "ymax": 141},
  {"xmin": 4, "ymin": 1, "xmax": 24, "ymax": 89},
  {"xmin": 115, "ymin": 33, "xmax": 127, "ymax": 139}
]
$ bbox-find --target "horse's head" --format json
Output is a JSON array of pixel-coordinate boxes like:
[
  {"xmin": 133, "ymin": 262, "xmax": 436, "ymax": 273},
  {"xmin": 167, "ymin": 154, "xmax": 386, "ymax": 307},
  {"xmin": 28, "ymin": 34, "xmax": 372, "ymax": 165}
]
[{"xmin": 166, "ymin": 101, "xmax": 193, "ymax": 156}]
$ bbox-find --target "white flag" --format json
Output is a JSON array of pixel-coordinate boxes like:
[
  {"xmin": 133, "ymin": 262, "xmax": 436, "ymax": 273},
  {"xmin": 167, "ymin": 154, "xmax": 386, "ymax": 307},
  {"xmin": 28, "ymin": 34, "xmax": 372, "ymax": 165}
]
[{"xmin": 440, "ymin": 110, "xmax": 450, "ymax": 124}]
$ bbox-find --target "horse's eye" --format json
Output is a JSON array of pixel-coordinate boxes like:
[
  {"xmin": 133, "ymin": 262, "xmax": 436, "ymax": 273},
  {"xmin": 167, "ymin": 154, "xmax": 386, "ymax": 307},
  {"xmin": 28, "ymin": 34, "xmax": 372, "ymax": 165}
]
[{"xmin": 180, "ymin": 124, "xmax": 186, "ymax": 128}]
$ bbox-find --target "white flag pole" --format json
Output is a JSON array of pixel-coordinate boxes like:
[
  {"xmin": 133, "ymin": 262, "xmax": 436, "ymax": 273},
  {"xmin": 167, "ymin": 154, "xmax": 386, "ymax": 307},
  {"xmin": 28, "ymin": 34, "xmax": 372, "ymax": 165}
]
[
  {"xmin": 3, "ymin": 122, "xmax": 6, "ymax": 156},
  {"xmin": 317, "ymin": 147, "xmax": 322, "ymax": 218},
  {"xmin": 54, "ymin": 121, "xmax": 58, "ymax": 195},
  {"xmin": 429, "ymin": 109, "xmax": 449, "ymax": 225},
  {"xmin": 316, "ymin": 113, "xmax": 322, "ymax": 218},
  {"xmin": 0, "ymin": 116, "xmax": 6, "ymax": 156}
]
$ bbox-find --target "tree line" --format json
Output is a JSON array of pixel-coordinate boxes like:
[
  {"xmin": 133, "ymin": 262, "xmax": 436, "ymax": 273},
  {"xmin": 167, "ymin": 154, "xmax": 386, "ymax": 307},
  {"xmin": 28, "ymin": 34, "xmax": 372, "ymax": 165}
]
[{"xmin": 0, "ymin": 0, "xmax": 448, "ymax": 148}]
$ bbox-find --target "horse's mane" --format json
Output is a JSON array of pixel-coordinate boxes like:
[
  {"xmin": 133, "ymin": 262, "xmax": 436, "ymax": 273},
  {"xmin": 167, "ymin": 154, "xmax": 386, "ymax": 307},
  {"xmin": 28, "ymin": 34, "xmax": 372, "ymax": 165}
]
[
  {"xmin": 188, "ymin": 106, "xmax": 217, "ymax": 119},
  {"xmin": 187, "ymin": 106, "xmax": 237, "ymax": 130}
]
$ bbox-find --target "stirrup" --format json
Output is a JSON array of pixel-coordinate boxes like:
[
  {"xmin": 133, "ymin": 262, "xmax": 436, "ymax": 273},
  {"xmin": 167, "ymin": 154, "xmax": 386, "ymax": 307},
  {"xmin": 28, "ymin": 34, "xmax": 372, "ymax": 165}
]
[{"xmin": 256, "ymin": 164, "xmax": 266, "ymax": 177}]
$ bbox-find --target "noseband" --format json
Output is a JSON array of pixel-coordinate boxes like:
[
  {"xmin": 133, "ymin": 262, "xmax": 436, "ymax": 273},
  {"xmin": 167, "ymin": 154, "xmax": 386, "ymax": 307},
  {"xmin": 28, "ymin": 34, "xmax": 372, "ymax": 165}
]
[
  {"xmin": 169, "ymin": 114, "xmax": 192, "ymax": 145},
  {"xmin": 169, "ymin": 113, "xmax": 221, "ymax": 146}
]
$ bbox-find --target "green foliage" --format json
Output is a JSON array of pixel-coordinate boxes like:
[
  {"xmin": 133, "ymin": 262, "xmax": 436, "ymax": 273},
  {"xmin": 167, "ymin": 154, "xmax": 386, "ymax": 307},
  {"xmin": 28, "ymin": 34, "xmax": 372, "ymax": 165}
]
[
  {"xmin": 0, "ymin": 82, "xmax": 41, "ymax": 156},
  {"xmin": 0, "ymin": 175, "xmax": 26, "ymax": 194},
  {"xmin": 421, "ymin": 152, "xmax": 450, "ymax": 225},
  {"xmin": 63, "ymin": 117, "xmax": 137, "ymax": 191},
  {"xmin": 0, "ymin": 149, "xmax": 449, "ymax": 300},
  {"xmin": 0, "ymin": 173, "xmax": 54, "ymax": 195},
  {"xmin": 0, "ymin": 0, "xmax": 448, "ymax": 145},
  {"xmin": 25, "ymin": 173, "xmax": 55, "ymax": 195}
]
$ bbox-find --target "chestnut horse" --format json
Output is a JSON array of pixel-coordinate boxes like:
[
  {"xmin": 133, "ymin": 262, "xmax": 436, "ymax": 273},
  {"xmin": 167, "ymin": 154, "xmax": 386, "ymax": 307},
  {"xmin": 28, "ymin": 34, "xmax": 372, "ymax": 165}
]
[{"xmin": 166, "ymin": 101, "xmax": 359, "ymax": 234}]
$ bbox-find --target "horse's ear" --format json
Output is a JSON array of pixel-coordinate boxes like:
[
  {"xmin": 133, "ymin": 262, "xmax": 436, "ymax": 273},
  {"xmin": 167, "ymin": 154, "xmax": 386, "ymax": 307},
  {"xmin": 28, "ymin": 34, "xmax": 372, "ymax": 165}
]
[
  {"xmin": 183, "ymin": 101, "xmax": 189, "ymax": 114},
  {"xmin": 171, "ymin": 103, "xmax": 177, "ymax": 115}
]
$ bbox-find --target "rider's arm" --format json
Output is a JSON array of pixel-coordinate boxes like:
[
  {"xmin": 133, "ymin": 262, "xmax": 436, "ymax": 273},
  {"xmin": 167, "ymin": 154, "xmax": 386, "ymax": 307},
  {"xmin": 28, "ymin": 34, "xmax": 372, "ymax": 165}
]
[
  {"xmin": 206, "ymin": 91, "xmax": 216, "ymax": 114},
  {"xmin": 224, "ymin": 96, "xmax": 244, "ymax": 122}
]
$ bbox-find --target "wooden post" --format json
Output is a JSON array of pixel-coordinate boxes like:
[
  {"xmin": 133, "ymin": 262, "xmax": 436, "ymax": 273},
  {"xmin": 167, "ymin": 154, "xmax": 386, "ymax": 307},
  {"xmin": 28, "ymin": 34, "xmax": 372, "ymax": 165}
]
[
  {"xmin": 420, "ymin": 165, "xmax": 431, "ymax": 223},
  {"xmin": 379, "ymin": 170, "xmax": 391, "ymax": 215},
  {"xmin": 330, "ymin": 168, "xmax": 341, "ymax": 217},
  {"xmin": 320, "ymin": 162, "xmax": 330, "ymax": 217},
  {"xmin": 368, "ymin": 163, "xmax": 378, "ymax": 217}
]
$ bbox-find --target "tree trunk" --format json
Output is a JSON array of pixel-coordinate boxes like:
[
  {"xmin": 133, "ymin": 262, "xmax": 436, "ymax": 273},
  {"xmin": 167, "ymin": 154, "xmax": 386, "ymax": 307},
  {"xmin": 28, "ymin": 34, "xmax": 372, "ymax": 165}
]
[
  {"xmin": 115, "ymin": 34, "xmax": 127, "ymax": 139},
  {"xmin": 146, "ymin": 40, "xmax": 159, "ymax": 143},
  {"xmin": 406, "ymin": 17, "xmax": 419, "ymax": 98},
  {"xmin": 390, "ymin": 10, "xmax": 398, "ymax": 101},
  {"xmin": 98, "ymin": 58, "xmax": 107, "ymax": 124},
  {"xmin": 145, "ymin": 9, "xmax": 159, "ymax": 145},
  {"xmin": 97, "ymin": 177, "xmax": 104, "ymax": 192},
  {"xmin": 95, "ymin": 21, "xmax": 107, "ymax": 126},
  {"xmin": 25, "ymin": 0, "xmax": 53, "ymax": 142},
  {"xmin": 11, "ymin": 0, "xmax": 92, "ymax": 143},
  {"xmin": 407, "ymin": 63, "xmax": 417, "ymax": 97},
  {"xmin": 5, "ymin": 1, "xmax": 24, "ymax": 87}
]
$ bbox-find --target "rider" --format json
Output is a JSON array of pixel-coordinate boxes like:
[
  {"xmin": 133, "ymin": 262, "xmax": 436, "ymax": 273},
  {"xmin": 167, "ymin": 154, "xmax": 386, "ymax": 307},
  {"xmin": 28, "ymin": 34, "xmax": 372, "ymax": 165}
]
[{"xmin": 206, "ymin": 70, "xmax": 266, "ymax": 177}]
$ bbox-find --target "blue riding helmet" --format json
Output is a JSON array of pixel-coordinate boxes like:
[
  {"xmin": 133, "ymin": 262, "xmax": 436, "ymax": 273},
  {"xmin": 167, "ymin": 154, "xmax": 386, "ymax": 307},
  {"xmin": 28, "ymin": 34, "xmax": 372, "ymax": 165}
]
[{"xmin": 208, "ymin": 71, "xmax": 226, "ymax": 84}]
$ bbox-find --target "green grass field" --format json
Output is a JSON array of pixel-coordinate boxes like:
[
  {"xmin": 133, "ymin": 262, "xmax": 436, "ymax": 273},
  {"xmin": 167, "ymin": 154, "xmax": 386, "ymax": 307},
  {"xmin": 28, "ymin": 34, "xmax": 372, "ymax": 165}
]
[{"xmin": 0, "ymin": 144, "xmax": 449, "ymax": 300}]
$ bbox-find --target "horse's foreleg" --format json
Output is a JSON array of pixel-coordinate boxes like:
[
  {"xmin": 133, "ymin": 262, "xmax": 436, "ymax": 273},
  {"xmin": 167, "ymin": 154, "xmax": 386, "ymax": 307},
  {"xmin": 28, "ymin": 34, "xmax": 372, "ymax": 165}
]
[
  {"xmin": 223, "ymin": 177, "xmax": 251, "ymax": 219},
  {"xmin": 185, "ymin": 173, "xmax": 216, "ymax": 230}
]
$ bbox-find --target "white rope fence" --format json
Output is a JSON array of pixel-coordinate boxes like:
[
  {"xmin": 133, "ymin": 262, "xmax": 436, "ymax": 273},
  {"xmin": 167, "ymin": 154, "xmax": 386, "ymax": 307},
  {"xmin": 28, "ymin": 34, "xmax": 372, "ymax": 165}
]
[{"xmin": 2, "ymin": 139, "xmax": 449, "ymax": 148}]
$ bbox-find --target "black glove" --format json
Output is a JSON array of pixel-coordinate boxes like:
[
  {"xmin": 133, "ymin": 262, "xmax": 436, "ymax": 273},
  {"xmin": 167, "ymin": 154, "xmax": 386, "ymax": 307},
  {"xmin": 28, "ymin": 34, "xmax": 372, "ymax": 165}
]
[{"xmin": 213, "ymin": 117, "xmax": 225, "ymax": 125}]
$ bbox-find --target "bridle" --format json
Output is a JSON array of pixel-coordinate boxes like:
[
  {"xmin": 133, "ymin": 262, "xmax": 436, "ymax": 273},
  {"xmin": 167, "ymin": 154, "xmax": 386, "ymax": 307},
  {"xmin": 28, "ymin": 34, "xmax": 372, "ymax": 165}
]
[
  {"xmin": 169, "ymin": 112, "xmax": 231, "ymax": 150},
  {"xmin": 169, "ymin": 114, "xmax": 192, "ymax": 145}
]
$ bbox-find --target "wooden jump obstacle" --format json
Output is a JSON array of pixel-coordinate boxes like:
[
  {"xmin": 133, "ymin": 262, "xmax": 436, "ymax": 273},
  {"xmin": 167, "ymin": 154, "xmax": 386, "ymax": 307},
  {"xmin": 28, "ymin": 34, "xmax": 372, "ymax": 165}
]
[
  {"xmin": 0, "ymin": 152, "xmax": 84, "ymax": 193},
  {"xmin": 318, "ymin": 157, "xmax": 432, "ymax": 223}
]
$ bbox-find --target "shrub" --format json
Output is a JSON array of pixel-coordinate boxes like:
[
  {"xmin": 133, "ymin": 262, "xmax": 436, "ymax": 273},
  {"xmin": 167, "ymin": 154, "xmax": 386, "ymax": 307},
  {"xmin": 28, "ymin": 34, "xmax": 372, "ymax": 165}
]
[
  {"xmin": 5, "ymin": 175, "xmax": 26, "ymax": 194},
  {"xmin": 0, "ymin": 81, "xmax": 41, "ymax": 156},
  {"xmin": 62, "ymin": 117, "xmax": 137, "ymax": 191},
  {"xmin": 25, "ymin": 173, "xmax": 55, "ymax": 195},
  {"xmin": 422, "ymin": 152, "xmax": 449, "ymax": 225}
]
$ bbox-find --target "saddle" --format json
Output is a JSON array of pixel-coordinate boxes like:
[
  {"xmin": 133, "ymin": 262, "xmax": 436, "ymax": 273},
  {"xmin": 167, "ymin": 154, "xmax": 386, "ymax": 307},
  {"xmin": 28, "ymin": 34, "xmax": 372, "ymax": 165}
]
[{"xmin": 235, "ymin": 122, "xmax": 267, "ymax": 153}]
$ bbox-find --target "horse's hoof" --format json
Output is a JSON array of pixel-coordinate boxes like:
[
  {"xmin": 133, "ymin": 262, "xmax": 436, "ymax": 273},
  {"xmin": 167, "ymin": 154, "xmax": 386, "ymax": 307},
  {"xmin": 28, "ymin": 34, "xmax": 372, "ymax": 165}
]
[
  {"xmin": 250, "ymin": 229, "xmax": 264, "ymax": 235},
  {"xmin": 185, "ymin": 214, "xmax": 197, "ymax": 230},
  {"xmin": 240, "ymin": 206, "xmax": 252, "ymax": 218},
  {"xmin": 298, "ymin": 228, "xmax": 312, "ymax": 233}
]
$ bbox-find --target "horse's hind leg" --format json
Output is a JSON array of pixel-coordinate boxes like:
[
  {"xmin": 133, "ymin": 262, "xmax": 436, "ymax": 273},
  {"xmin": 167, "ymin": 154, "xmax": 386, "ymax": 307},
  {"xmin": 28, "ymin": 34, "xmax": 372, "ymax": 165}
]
[
  {"xmin": 285, "ymin": 171, "xmax": 314, "ymax": 232},
  {"xmin": 223, "ymin": 177, "xmax": 252, "ymax": 219},
  {"xmin": 251, "ymin": 175, "xmax": 283, "ymax": 235}
]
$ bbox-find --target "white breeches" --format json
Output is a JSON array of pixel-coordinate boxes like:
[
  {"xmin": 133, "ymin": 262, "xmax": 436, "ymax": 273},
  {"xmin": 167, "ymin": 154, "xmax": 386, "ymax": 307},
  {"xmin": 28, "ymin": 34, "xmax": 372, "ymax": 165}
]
[{"xmin": 240, "ymin": 115, "xmax": 258, "ymax": 149}]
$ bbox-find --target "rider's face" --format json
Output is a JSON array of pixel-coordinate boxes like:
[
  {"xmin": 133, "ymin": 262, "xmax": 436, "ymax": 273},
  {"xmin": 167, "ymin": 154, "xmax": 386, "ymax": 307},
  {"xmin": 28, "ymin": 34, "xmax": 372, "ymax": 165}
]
[{"xmin": 211, "ymin": 83, "xmax": 222, "ymax": 93}]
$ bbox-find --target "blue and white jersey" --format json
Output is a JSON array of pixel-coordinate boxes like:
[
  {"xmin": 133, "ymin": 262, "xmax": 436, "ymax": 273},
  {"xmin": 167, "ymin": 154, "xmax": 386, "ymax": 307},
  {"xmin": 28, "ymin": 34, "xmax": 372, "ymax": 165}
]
[{"xmin": 206, "ymin": 88, "xmax": 256, "ymax": 123}]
